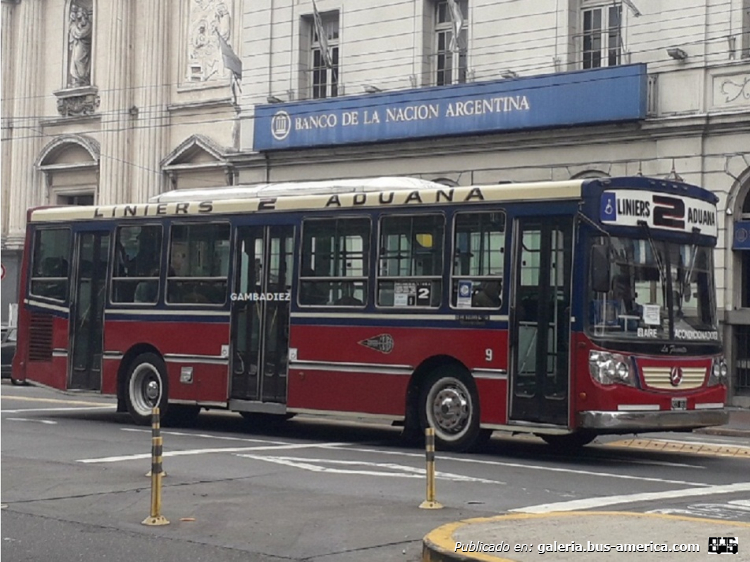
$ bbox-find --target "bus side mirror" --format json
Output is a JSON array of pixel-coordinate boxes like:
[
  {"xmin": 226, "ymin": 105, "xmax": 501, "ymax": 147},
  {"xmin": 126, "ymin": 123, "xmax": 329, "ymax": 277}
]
[{"xmin": 590, "ymin": 245, "xmax": 610, "ymax": 293}]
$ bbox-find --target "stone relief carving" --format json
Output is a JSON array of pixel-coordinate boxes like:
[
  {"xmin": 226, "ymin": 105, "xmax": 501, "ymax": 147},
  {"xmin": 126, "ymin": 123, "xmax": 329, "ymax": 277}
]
[
  {"xmin": 67, "ymin": 1, "xmax": 93, "ymax": 87},
  {"xmin": 187, "ymin": 0, "xmax": 234, "ymax": 83},
  {"xmin": 55, "ymin": 88, "xmax": 100, "ymax": 117},
  {"xmin": 721, "ymin": 76, "xmax": 750, "ymax": 104}
]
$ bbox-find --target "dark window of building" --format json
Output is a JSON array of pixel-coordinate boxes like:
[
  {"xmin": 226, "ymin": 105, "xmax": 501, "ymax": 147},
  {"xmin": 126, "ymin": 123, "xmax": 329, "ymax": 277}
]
[
  {"xmin": 435, "ymin": 0, "xmax": 468, "ymax": 86},
  {"xmin": 582, "ymin": 3, "xmax": 622, "ymax": 69},
  {"xmin": 311, "ymin": 10, "xmax": 339, "ymax": 99}
]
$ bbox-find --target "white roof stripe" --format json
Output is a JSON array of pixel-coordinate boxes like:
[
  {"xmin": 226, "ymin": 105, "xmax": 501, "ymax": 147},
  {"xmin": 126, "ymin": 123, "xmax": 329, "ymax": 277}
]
[{"xmin": 29, "ymin": 179, "xmax": 584, "ymax": 223}]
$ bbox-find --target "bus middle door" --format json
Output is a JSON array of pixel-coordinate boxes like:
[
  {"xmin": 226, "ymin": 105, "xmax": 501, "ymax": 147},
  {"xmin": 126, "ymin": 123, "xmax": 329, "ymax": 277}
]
[
  {"xmin": 69, "ymin": 230, "xmax": 111, "ymax": 391},
  {"xmin": 509, "ymin": 217, "xmax": 573, "ymax": 426},
  {"xmin": 230, "ymin": 225, "xmax": 294, "ymax": 404}
]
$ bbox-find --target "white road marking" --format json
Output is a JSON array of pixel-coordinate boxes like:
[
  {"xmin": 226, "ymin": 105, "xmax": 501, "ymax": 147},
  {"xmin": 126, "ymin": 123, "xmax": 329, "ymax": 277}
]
[
  {"xmin": 1, "ymin": 406, "xmax": 114, "ymax": 414},
  {"xmin": 342, "ymin": 446, "xmax": 710, "ymax": 487},
  {"xmin": 77, "ymin": 442, "xmax": 347, "ymax": 464},
  {"xmin": 122, "ymin": 427, "xmax": 291, "ymax": 445},
  {"xmin": 237, "ymin": 455, "xmax": 504, "ymax": 484},
  {"xmin": 5, "ymin": 418, "xmax": 57, "ymax": 424},
  {"xmin": 513, "ymin": 482, "xmax": 750, "ymax": 514},
  {"xmin": 0, "ymin": 396, "xmax": 113, "ymax": 407}
]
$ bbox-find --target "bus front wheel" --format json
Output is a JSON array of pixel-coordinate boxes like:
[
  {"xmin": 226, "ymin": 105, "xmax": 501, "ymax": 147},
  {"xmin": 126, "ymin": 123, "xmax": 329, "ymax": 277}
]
[
  {"xmin": 419, "ymin": 367, "xmax": 481, "ymax": 452},
  {"xmin": 125, "ymin": 353, "xmax": 168, "ymax": 425}
]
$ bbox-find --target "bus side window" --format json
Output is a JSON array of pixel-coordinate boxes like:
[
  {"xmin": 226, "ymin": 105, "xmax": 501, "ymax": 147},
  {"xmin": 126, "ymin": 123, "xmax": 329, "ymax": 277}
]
[
  {"xmin": 451, "ymin": 211, "xmax": 505, "ymax": 309},
  {"xmin": 30, "ymin": 228, "xmax": 71, "ymax": 302},
  {"xmin": 166, "ymin": 222, "xmax": 230, "ymax": 305},
  {"xmin": 112, "ymin": 225, "xmax": 162, "ymax": 304},
  {"xmin": 299, "ymin": 218, "xmax": 369, "ymax": 307}
]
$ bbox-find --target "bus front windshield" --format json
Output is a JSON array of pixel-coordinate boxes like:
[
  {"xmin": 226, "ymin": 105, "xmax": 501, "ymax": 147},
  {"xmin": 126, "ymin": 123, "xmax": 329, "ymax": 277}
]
[{"xmin": 588, "ymin": 236, "xmax": 719, "ymax": 342}]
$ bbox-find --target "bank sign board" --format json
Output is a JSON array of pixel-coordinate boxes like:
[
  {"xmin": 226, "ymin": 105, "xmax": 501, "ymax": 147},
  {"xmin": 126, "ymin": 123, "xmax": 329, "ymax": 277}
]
[{"xmin": 254, "ymin": 64, "xmax": 647, "ymax": 151}]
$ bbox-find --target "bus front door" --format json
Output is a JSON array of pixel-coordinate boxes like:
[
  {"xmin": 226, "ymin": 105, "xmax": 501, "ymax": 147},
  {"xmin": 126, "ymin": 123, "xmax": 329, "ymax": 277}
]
[
  {"xmin": 69, "ymin": 230, "xmax": 110, "ymax": 391},
  {"xmin": 509, "ymin": 217, "xmax": 573, "ymax": 426},
  {"xmin": 230, "ymin": 225, "xmax": 294, "ymax": 403}
]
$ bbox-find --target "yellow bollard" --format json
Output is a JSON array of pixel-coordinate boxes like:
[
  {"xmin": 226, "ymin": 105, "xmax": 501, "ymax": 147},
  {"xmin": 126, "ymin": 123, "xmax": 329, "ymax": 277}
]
[
  {"xmin": 142, "ymin": 407, "xmax": 169, "ymax": 526},
  {"xmin": 419, "ymin": 427, "xmax": 443, "ymax": 509}
]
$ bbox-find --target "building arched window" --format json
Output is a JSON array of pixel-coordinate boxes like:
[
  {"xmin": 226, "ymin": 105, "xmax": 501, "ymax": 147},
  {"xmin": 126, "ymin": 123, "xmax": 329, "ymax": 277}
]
[{"xmin": 37, "ymin": 135, "xmax": 99, "ymax": 205}]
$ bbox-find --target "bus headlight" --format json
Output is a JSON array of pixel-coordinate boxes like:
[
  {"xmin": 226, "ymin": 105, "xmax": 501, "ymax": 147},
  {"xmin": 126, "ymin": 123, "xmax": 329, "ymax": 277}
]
[
  {"xmin": 589, "ymin": 350, "xmax": 636, "ymax": 387},
  {"xmin": 708, "ymin": 357, "xmax": 729, "ymax": 386}
]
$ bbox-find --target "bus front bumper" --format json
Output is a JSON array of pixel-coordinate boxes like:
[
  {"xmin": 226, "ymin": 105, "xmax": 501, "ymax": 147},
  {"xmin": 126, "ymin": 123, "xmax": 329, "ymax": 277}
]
[{"xmin": 578, "ymin": 409, "xmax": 729, "ymax": 433}]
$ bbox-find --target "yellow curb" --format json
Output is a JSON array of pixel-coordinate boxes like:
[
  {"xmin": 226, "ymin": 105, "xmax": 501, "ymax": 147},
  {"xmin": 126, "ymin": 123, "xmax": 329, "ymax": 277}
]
[
  {"xmin": 423, "ymin": 511, "xmax": 750, "ymax": 562},
  {"xmin": 604, "ymin": 439, "xmax": 750, "ymax": 458}
]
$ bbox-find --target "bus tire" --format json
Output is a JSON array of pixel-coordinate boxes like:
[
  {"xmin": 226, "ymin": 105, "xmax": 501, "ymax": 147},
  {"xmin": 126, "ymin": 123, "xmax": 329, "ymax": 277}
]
[
  {"xmin": 419, "ymin": 367, "xmax": 481, "ymax": 452},
  {"xmin": 539, "ymin": 431, "xmax": 596, "ymax": 450},
  {"xmin": 125, "ymin": 353, "xmax": 169, "ymax": 425}
]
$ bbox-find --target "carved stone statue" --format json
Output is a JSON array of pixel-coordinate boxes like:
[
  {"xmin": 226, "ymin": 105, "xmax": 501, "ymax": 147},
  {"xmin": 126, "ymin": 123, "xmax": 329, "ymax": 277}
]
[
  {"xmin": 187, "ymin": 0, "xmax": 233, "ymax": 82},
  {"xmin": 68, "ymin": 4, "xmax": 93, "ymax": 87}
]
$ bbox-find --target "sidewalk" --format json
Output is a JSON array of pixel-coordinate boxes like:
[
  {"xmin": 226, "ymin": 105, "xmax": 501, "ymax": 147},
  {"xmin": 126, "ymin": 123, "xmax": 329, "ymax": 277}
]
[
  {"xmin": 695, "ymin": 407, "xmax": 750, "ymax": 438},
  {"xmin": 423, "ymin": 511, "xmax": 750, "ymax": 561}
]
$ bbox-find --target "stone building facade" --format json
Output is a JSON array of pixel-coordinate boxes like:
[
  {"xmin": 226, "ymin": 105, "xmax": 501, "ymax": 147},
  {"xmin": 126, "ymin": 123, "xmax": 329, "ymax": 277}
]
[{"xmin": 2, "ymin": 0, "xmax": 749, "ymax": 404}]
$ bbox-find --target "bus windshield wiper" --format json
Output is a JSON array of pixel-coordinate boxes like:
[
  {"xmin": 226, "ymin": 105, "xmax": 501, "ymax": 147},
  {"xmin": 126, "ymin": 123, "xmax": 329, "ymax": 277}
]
[{"xmin": 637, "ymin": 220, "xmax": 666, "ymax": 284}]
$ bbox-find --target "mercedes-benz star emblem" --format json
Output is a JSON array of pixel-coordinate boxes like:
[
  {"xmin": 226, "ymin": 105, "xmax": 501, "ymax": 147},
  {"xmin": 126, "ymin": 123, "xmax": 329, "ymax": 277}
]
[{"xmin": 669, "ymin": 366, "xmax": 683, "ymax": 386}]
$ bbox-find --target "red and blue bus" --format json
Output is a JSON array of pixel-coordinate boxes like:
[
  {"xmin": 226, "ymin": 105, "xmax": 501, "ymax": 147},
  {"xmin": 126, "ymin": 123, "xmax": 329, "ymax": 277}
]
[{"xmin": 12, "ymin": 176, "xmax": 729, "ymax": 450}]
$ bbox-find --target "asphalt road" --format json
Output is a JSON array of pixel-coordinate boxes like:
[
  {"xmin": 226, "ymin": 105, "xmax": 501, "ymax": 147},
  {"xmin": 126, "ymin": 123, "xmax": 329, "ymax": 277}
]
[{"xmin": 2, "ymin": 381, "xmax": 749, "ymax": 562}]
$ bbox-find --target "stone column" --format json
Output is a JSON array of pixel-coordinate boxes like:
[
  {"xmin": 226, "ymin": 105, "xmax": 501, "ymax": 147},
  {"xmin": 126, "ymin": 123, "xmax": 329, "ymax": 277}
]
[
  {"xmin": 6, "ymin": 0, "xmax": 43, "ymax": 248},
  {"xmin": 1, "ymin": 0, "xmax": 18, "ymax": 243},
  {"xmin": 133, "ymin": 0, "xmax": 168, "ymax": 203},
  {"xmin": 97, "ymin": 0, "xmax": 132, "ymax": 205}
]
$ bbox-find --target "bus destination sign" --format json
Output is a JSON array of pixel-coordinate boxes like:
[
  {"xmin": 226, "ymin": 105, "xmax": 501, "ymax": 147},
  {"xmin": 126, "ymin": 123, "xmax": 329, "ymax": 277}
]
[{"xmin": 600, "ymin": 190, "xmax": 718, "ymax": 237}]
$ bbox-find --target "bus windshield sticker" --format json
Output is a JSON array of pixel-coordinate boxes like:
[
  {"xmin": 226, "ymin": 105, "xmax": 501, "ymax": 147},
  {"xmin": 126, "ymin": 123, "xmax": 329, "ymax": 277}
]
[
  {"xmin": 457, "ymin": 280, "xmax": 473, "ymax": 309},
  {"xmin": 393, "ymin": 281, "xmax": 432, "ymax": 307},
  {"xmin": 642, "ymin": 304, "xmax": 660, "ymax": 325}
]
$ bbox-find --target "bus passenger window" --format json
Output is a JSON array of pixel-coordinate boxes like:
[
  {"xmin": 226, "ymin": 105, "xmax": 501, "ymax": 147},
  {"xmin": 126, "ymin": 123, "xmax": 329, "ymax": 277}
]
[
  {"xmin": 167, "ymin": 223, "xmax": 230, "ymax": 305},
  {"xmin": 30, "ymin": 228, "xmax": 71, "ymax": 302},
  {"xmin": 112, "ymin": 225, "xmax": 162, "ymax": 304},
  {"xmin": 451, "ymin": 211, "xmax": 505, "ymax": 309},
  {"xmin": 299, "ymin": 218, "xmax": 369, "ymax": 307},
  {"xmin": 376, "ymin": 214, "xmax": 444, "ymax": 308}
]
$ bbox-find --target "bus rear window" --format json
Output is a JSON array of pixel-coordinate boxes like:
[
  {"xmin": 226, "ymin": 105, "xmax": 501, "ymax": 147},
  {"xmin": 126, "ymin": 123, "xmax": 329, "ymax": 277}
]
[{"xmin": 30, "ymin": 228, "xmax": 71, "ymax": 301}]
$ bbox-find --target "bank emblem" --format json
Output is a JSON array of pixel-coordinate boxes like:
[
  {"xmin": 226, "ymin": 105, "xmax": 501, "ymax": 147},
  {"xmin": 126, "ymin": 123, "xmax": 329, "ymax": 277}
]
[
  {"xmin": 670, "ymin": 366, "xmax": 684, "ymax": 386},
  {"xmin": 271, "ymin": 111, "xmax": 291, "ymax": 141},
  {"xmin": 359, "ymin": 334, "xmax": 394, "ymax": 354}
]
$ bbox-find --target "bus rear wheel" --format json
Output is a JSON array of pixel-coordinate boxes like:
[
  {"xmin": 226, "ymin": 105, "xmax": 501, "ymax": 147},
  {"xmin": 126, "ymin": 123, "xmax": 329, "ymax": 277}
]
[
  {"xmin": 539, "ymin": 431, "xmax": 596, "ymax": 450},
  {"xmin": 125, "ymin": 353, "xmax": 168, "ymax": 425},
  {"xmin": 419, "ymin": 367, "xmax": 481, "ymax": 452}
]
